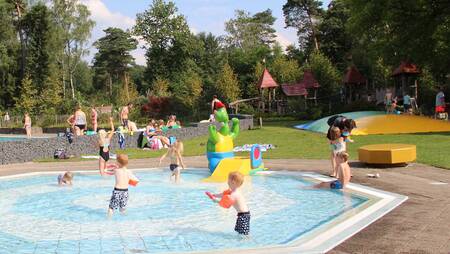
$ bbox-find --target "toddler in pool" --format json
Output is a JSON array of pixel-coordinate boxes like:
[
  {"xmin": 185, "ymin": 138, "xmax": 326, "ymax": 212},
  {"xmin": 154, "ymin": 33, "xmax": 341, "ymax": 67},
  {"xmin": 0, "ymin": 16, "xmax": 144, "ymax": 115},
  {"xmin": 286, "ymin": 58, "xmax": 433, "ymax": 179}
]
[
  {"xmin": 315, "ymin": 152, "xmax": 351, "ymax": 189},
  {"xmin": 57, "ymin": 171, "xmax": 73, "ymax": 186},
  {"xmin": 208, "ymin": 172, "xmax": 250, "ymax": 236}
]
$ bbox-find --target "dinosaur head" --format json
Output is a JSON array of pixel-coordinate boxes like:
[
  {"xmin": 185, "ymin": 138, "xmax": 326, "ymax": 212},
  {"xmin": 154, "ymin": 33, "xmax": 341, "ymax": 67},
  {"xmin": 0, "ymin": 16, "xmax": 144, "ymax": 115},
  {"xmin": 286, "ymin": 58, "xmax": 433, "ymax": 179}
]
[{"xmin": 215, "ymin": 107, "xmax": 229, "ymax": 123}]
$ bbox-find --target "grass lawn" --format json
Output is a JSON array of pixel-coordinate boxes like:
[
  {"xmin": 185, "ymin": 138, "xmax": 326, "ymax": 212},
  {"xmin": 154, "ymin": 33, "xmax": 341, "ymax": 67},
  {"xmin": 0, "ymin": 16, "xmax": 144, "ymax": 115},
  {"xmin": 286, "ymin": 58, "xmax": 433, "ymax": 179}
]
[{"xmin": 37, "ymin": 121, "xmax": 450, "ymax": 169}]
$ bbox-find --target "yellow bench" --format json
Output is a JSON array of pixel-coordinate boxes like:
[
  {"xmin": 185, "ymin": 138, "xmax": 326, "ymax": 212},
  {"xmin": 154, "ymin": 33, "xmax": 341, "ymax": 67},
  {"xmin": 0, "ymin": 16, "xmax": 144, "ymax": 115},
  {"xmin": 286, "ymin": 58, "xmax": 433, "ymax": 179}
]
[{"xmin": 358, "ymin": 144, "xmax": 416, "ymax": 165}]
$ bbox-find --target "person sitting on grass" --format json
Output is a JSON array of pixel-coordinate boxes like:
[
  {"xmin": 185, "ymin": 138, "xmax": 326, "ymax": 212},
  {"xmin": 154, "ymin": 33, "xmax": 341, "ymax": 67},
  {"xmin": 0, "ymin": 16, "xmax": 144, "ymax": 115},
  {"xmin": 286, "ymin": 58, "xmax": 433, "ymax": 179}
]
[
  {"xmin": 166, "ymin": 115, "xmax": 177, "ymax": 128},
  {"xmin": 315, "ymin": 152, "xmax": 351, "ymax": 190},
  {"xmin": 58, "ymin": 171, "xmax": 73, "ymax": 186}
]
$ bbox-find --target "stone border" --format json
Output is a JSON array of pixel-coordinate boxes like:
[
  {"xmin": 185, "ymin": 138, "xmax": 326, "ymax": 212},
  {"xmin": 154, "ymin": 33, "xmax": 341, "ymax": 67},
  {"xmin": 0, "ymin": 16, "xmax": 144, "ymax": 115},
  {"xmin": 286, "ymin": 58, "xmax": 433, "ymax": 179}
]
[{"xmin": 0, "ymin": 115, "xmax": 253, "ymax": 165}]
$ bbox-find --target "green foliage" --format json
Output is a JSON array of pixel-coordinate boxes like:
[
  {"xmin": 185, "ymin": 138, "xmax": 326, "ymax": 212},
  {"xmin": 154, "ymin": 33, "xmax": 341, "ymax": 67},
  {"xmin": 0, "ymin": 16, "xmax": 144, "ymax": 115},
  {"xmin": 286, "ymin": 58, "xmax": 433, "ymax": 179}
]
[
  {"xmin": 93, "ymin": 27, "xmax": 137, "ymax": 104},
  {"xmin": 16, "ymin": 75, "xmax": 37, "ymax": 113},
  {"xmin": 283, "ymin": 0, "xmax": 322, "ymax": 50},
  {"xmin": 22, "ymin": 3, "xmax": 52, "ymax": 90},
  {"xmin": 304, "ymin": 51, "xmax": 341, "ymax": 100},
  {"xmin": 134, "ymin": 0, "xmax": 195, "ymax": 83},
  {"xmin": 225, "ymin": 9, "xmax": 276, "ymax": 50},
  {"xmin": 216, "ymin": 63, "xmax": 241, "ymax": 103},
  {"xmin": 318, "ymin": 0, "xmax": 352, "ymax": 71},
  {"xmin": 417, "ymin": 68, "xmax": 439, "ymax": 115},
  {"xmin": 271, "ymin": 56, "xmax": 301, "ymax": 84},
  {"xmin": 51, "ymin": 0, "xmax": 94, "ymax": 99},
  {"xmin": 0, "ymin": 0, "xmax": 19, "ymax": 109},
  {"xmin": 151, "ymin": 77, "xmax": 171, "ymax": 97}
]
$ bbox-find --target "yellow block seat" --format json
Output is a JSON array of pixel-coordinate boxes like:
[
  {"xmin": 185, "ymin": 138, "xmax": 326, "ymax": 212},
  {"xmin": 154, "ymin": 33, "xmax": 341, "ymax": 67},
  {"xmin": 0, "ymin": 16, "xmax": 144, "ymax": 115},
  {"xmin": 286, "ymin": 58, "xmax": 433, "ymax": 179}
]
[{"xmin": 358, "ymin": 144, "xmax": 416, "ymax": 164}]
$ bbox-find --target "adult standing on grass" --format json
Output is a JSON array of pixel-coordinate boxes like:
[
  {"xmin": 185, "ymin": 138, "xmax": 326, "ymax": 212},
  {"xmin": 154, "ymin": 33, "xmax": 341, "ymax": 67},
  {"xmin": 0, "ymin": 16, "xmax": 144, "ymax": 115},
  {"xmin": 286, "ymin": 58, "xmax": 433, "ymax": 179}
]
[
  {"xmin": 91, "ymin": 107, "xmax": 98, "ymax": 132},
  {"xmin": 24, "ymin": 113, "xmax": 31, "ymax": 138},
  {"xmin": 120, "ymin": 102, "xmax": 133, "ymax": 129},
  {"xmin": 435, "ymin": 87, "xmax": 446, "ymax": 119},
  {"xmin": 3, "ymin": 112, "xmax": 10, "ymax": 127},
  {"xmin": 74, "ymin": 106, "xmax": 87, "ymax": 136}
]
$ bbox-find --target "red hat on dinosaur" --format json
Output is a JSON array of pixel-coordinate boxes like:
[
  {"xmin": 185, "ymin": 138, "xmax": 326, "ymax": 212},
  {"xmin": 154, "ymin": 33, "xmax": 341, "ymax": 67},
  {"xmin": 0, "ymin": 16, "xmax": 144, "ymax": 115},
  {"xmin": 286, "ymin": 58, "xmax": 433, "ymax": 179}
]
[{"xmin": 214, "ymin": 100, "xmax": 225, "ymax": 110}]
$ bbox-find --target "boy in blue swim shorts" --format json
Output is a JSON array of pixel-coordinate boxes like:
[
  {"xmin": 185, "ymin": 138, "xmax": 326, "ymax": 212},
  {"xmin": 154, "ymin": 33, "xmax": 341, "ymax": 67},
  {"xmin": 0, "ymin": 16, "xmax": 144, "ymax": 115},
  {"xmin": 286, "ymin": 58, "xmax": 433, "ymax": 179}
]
[{"xmin": 315, "ymin": 152, "xmax": 351, "ymax": 189}]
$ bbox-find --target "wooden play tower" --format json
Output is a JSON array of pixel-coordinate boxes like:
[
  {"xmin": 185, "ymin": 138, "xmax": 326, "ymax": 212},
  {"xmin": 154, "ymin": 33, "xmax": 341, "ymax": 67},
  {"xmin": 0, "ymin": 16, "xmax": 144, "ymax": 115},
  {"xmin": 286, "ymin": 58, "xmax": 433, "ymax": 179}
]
[
  {"xmin": 257, "ymin": 68, "xmax": 279, "ymax": 112},
  {"xmin": 343, "ymin": 65, "xmax": 367, "ymax": 103}
]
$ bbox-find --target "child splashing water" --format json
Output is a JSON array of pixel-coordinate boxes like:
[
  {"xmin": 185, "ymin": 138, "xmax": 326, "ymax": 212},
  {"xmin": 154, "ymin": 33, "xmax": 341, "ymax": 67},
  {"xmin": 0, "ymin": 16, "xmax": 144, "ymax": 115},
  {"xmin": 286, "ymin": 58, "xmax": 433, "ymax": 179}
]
[
  {"xmin": 107, "ymin": 154, "xmax": 133, "ymax": 217},
  {"xmin": 98, "ymin": 117, "xmax": 114, "ymax": 175},
  {"xmin": 159, "ymin": 139, "xmax": 186, "ymax": 183},
  {"xmin": 206, "ymin": 172, "xmax": 250, "ymax": 236}
]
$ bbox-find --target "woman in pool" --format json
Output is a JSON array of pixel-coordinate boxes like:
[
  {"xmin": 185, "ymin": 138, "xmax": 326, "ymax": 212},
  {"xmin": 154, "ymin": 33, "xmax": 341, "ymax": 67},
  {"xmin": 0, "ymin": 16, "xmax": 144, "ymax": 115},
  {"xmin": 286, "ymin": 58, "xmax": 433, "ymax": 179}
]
[
  {"xmin": 159, "ymin": 140, "xmax": 186, "ymax": 183},
  {"xmin": 23, "ymin": 113, "xmax": 32, "ymax": 138},
  {"xmin": 74, "ymin": 106, "xmax": 87, "ymax": 136},
  {"xmin": 315, "ymin": 152, "xmax": 351, "ymax": 189},
  {"xmin": 98, "ymin": 117, "xmax": 115, "ymax": 175}
]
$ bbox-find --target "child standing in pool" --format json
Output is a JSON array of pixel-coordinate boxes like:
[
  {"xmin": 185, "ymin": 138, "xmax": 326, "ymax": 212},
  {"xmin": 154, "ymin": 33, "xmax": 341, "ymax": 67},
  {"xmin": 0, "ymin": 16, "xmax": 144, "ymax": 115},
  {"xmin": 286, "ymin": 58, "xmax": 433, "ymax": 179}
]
[
  {"xmin": 98, "ymin": 117, "xmax": 114, "ymax": 175},
  {"xmin": 108, "ymin": 154, "xmax": 132, "ymax": 217},
  {"xmin": 159, "ymin": 140, "xmax": 186, "ymax": 183},
  {"xmin": 315, "ymin": 152, "xmax": 351, "ymax": 189},
  {"xmin": 208, "ymin": 172, "xmax": 250, "ymax": 236}
]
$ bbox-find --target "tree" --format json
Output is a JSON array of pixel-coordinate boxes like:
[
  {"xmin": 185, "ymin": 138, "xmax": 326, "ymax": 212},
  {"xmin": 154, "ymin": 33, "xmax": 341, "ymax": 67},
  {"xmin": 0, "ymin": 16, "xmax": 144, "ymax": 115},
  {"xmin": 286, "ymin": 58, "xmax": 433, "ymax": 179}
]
[
  {"xmin": 21, "ymin": 3, "xmax": 53, "ymax": 91},
  {"xmin": 0, "ymin": 0, "xmax": 20, "ymax": 108},
  {"xmin": 303, "ymin": 51, "xmax": 340, "ymax": 101},
  {"xmin": 51, "ymin": 0, "xmax": 94, "ymax": 99},
  {"xmin": 225, "ymin": 9, "xmax": 276, "ymax": 50},
  {"xmin": 16, "ymin": 75, "xmax": 37, "ymax": 113},
  {"xmin": 93, "ymin": 27, "xmax": 138, "ymax": 101},
  {"xmin": 133, "ymin": 0, "xmax": 195, "ymax": 84},
  {"xmin": 318, "ymin": 0, "xmax": 352, "ymax": 70},
  {"xmin": 216, "ymin": 63, "xmax": 241, "ymax": 103},
  {"xmin": 271, "ymin": 56, "xmax": 301, "ymax": 84},
  {"xmin": 151, "ymin": 77, "xmax": 171, "ymax": 97},
  {"xmin": 283, "ymin": 0, "xmax": 322, "ymax": 51}
]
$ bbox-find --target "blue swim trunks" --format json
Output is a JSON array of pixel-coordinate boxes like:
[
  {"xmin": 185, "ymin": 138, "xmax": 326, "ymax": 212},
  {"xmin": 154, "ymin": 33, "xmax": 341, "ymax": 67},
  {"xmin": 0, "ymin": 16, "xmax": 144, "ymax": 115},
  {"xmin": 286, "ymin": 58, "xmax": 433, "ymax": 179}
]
[{"xmin": 330, "ymin": 180, "xmax": 343, "ymax": 189}]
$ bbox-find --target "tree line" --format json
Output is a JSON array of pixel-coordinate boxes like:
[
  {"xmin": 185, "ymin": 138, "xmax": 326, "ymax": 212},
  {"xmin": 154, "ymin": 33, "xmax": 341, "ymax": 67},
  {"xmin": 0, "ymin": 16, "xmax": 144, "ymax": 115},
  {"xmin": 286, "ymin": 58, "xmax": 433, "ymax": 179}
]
[{"xmin": 0, "ymin": 0, "xmax": 448, "ymax": 121}]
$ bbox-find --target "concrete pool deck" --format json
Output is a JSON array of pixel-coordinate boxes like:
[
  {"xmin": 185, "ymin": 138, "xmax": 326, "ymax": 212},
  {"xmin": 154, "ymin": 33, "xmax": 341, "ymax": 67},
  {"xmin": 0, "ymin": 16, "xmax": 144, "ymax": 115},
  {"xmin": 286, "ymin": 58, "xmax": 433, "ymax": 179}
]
[{"xmin": 0, "ymin": 157, "xmax": 449, "ymax": 253}]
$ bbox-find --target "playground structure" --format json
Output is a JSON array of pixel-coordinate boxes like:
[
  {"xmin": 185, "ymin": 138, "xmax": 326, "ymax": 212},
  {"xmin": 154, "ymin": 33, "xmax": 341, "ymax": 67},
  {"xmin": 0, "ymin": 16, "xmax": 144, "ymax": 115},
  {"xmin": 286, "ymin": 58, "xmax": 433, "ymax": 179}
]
[
  {"xmin": 296, "ymin": 111, "xmax": 450, "ymax": 135},
  {"xmin": 204, "ymin": 104, "xmax": 265, "ymax": 182}
]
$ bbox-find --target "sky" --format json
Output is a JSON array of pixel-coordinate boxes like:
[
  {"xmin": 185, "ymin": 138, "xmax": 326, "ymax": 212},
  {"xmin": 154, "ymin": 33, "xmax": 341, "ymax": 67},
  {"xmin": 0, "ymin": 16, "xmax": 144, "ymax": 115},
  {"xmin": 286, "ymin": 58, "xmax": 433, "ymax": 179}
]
[{"xmin": 80, "ymin": 0, "xmax": 331, "ymax": 66}]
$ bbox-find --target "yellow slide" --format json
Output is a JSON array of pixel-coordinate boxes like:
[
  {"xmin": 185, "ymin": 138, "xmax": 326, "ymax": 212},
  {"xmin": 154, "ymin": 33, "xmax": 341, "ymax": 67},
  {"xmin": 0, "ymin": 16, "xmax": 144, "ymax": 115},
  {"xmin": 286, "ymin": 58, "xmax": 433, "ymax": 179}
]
[{"xmin": 203, "ymin": 157, "xmax": 252, "ymax": 182}]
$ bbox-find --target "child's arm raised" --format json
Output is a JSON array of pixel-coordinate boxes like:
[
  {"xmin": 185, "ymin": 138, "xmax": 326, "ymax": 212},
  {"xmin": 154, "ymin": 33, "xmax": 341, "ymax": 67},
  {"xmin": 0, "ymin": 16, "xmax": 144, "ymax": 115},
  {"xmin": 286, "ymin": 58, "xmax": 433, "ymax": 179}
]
[
  {"xmin": 107, "ymin": 117, "xmax": 115, "ymax": 139},
  {"xmin": 159, "ymin": 149, "xmax": 169, "ymax": 166}
]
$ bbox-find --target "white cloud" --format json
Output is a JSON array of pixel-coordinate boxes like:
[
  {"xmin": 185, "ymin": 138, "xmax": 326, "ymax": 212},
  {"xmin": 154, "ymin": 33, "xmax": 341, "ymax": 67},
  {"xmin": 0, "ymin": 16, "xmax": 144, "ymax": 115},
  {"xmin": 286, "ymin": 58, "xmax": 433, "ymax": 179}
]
[
  {"xmin": 275, "ymin": 32, "xmax": 294, "ymax": 50},
  {"xmin": 80, "ymin": 0, "xmax": 147, "ymax": 65}
]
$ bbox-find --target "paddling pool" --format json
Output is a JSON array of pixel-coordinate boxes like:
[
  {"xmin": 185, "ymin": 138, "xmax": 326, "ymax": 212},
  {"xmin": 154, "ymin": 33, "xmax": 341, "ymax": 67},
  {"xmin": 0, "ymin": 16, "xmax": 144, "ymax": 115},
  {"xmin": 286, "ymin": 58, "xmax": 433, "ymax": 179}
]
[{"xmin": 0, "ymin": 169, "xmax": 406, "ymax": 253}]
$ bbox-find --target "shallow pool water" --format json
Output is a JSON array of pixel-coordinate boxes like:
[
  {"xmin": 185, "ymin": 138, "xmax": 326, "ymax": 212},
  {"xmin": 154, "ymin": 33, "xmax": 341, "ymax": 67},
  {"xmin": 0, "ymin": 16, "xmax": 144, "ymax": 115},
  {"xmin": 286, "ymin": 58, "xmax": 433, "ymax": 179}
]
[
  {"xmin": 0, "ymin": 137, "xmax": 26, "ymax": 142},
  {"xmin": 0, "ymin": 170, "xmax": 367, "ymax": 253}
]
